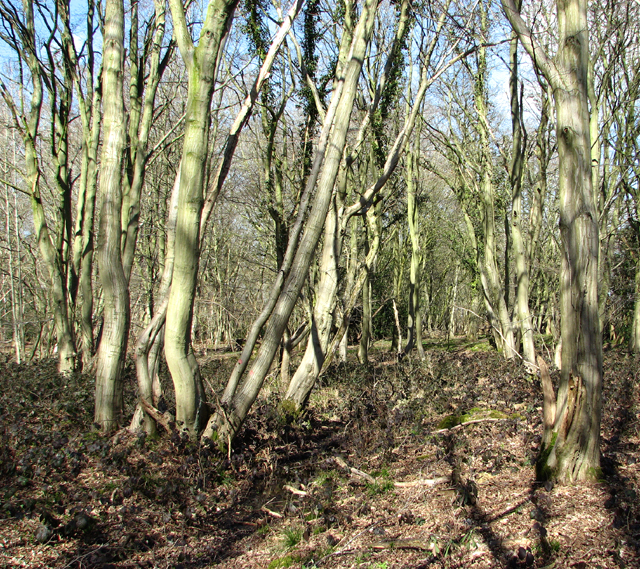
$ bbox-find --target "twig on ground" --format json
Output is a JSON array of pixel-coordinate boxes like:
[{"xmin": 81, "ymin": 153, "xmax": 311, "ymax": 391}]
[
  {"xmin": 261, "ymin": 505, "xmax": 283, "ymax": 518},
  {"xmin": 283, "ymin": 484, "xmax": 307, "ymax": 497},
  {"xmin": 394, "ymin": 476, "xmax": 449, "ymax": 488}
]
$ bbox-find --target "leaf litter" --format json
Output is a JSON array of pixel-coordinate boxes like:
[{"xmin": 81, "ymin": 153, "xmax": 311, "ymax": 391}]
[{"xmin": 0, "ymin": 342, "xmax": 638, "ymax": 568}]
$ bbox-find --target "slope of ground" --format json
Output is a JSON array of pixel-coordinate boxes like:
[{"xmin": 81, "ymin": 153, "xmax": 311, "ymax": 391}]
[{"xmin": 0, "ymin": 339, "xmax": 638, "ymax": 568}]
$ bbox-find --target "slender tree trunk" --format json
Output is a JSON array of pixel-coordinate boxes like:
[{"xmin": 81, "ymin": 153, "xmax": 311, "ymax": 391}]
[
  {"xmin": 285, "ymin": 195, "xmax": 341, "ymax": 407},
  {"xmin": 131, "ymin": 164, "xmax": 181, "ymax": 434},
  {"xmin": 359, "ymin": 230, "xmax": 373, "ymax": 364},
  {"xmin": 509, "ymin": 24, "xmax": 536, "ymax": 367},
  {"xmin": 474, "ymin": 3, "xmax": 517, "ymax": 358},
  {"xmin": 339, "ymin": 222, "xmax": 358, "ymax": 362},
  {"xmin": 403, "ymin": 138, "xmax": 420, "ymax": 357},
  {"xmin": 4, "ymin": 183, "xmax": 20, "ymax": 363},
  {"xmin": 206, "ymin": 0, "xmax": 380, "ymax": 443},
  {"xmin": 164, "ymin": 0, "xmax": 239, "ymax": 434},
  {"xmin": 69, "ymin": 0, "xmax": 101, "ymax": 369},
  {"xmin": 448, "ymin": 264, "xmax": 459, "ymax": 340},
  {"xmin": 630, "ymin": 255, "xmax": 640, "ymax": 355},
  {"xmin": 95, "ymin": 0, "xmax": 130, "ymax": 431}
]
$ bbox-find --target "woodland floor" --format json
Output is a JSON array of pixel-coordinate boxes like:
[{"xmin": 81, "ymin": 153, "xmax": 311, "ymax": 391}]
[{"xmin": 1, "ymin": 337, "xmax": 639, "ymax": 569}]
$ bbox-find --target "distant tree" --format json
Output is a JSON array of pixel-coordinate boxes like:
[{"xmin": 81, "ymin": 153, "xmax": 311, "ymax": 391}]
[{"xmin": 0, "ymin": 0, "xmax": 77, "ymax": 374}]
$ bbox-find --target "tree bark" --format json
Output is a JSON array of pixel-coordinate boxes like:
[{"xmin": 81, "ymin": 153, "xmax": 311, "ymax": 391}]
[
  {"xmin": 509, "ymin": 22, "xmax": 536, "ymax": 367},
  {"xmin": 206, "ymin": 0, "xmax": 380, "ymax": 443},
  {"xmin": 502, "ymin": 0, "xmax": 603, "ymax": 482},
  {"xmin": 94, "ymin": 0, "xmax": 130, "ymax": 430},
  {"xmin": 164, "ymin": 0, "xmax": 239, "ymax": 435}
]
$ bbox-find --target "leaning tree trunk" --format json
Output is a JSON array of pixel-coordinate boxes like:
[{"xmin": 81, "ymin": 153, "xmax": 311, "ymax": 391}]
[
  {"xmin": 502, "ymin": 0, "xmax": 603, "ymax": 483},
  {"xmin": 206, "ymin": 0, "xmax": 380, "ymax": 444},
  {"xmin": 285, "ymin": 195, "xmax": 341, "ymax": 407},
  {"xmin": 130, "ymin": 164, "xmax": 181, "ymax": 435},
  {"xmin": 94, "ymin": 0, "xmax": 130, "ymax": 430}
]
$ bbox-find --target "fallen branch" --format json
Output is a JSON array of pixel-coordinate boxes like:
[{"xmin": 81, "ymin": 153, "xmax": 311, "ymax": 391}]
[
  {"xmin": 261, "ymin": 505, "xmax": 283, "ymax": 518},
  {"xmin": 140, "ymin": 399, "xmax": 175, "ymax": 433},
  {"xmin": 283, "ymin": 484, "xmax": 308, "ymax": 497},
  {"xmin": 372, "ymin": 537, "xmax": 432, "ymax": 551},
  {"xmin": 432, "ymin": 417, "xmax": 507, "ymax": 434},
  {"xmin": 333, "ymin": 456, "xmax": 376, "ymax": 484},
  {"xmin": 394, "ymin": 476, "xmax": 449, "ymax": 488}
]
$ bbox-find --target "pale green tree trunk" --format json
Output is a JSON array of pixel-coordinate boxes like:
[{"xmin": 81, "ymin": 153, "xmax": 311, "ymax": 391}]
[
  {"xmin": 0, "ymin": 0, "xmax": 76, "ymax": 374},
  {"xmin": 130, "ymin": 165, "xmax": 180, "ymax": 435},
  {"xmin": 404, "ymin": 137, "xmax": 422, "ymax": 357},
  {"xmin": 94, "ymin": 0, "xmax": 130, "ymax": 430},
  {"xmin": 359, "ymin": 220, "xmax": 374, "ymax": 364},
  {"xmin": 630, "ymin": 256, "xmax": 640, "ymax": 355},
  {"xmin": 207, "ymin": 0, "xmax": 381, "ymax": 443},
  {"xmin": 502, "ymin": 0, "xmax": 602, "ymax": 482},
  {"xmin": 285, "ymin": 195, "xmax": 341, "ymax": 407},
  {"xmin": 71, "ymin": 0, "xmax": 102, "ymax": 367},
  {"xmin": 121, "ymin": 0, "xmax": 171, "ymax": 281},
  {"xmin": 164, "ymin": 0, "xmax": 239, "ymax": 434}
]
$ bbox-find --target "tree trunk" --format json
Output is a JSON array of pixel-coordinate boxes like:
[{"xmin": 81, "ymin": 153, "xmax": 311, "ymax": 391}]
[
  {"xmin": 502, "ymin": 0, "xmax": 603, "ymax": 482},
  {"xmin": 629, "ymin": 256, "xmax": 640, "ymax": 355},
  {"xmin": 285, "ymin": 196, "xmax": 341, "ymax": 407},
  {"xmin": 403, "ymin": 138, "xmax": 420, "ymax": 357},
  {"xmin": 207, "ymin": 0, "xmax": 380, "ymax": 443},
  {"xmin": 509, "ymin": 24, "xmax": 536, "ymax": 367},
  {"xmin": 95, "ymin": 0, "xmax": 130, "ymax": 431},
  {"xmin": 164, "ymin": 0, "xmax": 239, "ymax": 435},
  {"xmin": 131, "ymin": 164, "xmax": 181, "ymax": 435},
  {"xmin": 474, "ymin": 2, "xmax": 516, "ymax": 359},
  {"xmin": 359, "ymin": 236, "xmax": 373, "ymax": 364},
  {"xmin": 71, "ymin": 0, "xmax": 101, "ymax": 368}
]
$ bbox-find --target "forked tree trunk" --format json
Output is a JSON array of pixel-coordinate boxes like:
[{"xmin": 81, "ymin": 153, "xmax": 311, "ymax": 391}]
[
  {"xmin": 164, "ymin": 0, "xmax": 239, "ymax": 435},
  {"xmin": 130, "ymin": 164, "xmax": 181, "ymax": 435},
  {"xmin": 71, "ymin": 0, "xmax": 101, "ymax": 368},
  {"xmin": 95, "ymin": 0, "xmax": 130, "ymax": 430},
  {"xmin": 503, "ymin": 0, "xmax": 603, "ymax": 483}
]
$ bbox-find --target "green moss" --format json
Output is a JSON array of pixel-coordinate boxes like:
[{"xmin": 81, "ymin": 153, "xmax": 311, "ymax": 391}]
[
  {"xmin": 438, "ymin": 407, "xmax": 514, "ymax": 430},
  {"xmin": 587, "ymin": 466, "xmax": 605, "ymax": 481},
  {"xmin": 488, "ymin": 410, "xmax": 508, "ymax": 419},
  {"xmin": 267, "ymin": 554, "xmax": 296, "ymax": 569},
  {"xmin": 437, "ymin": 415, "xmax": 462, "ymax": 429},
  {"xmin": 278, "ymin": 399, "xmax": 302, "ymax": 425},
  {"xmin": 366, "ymin": 479, "xmax": 394, "ymax": 497}
]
